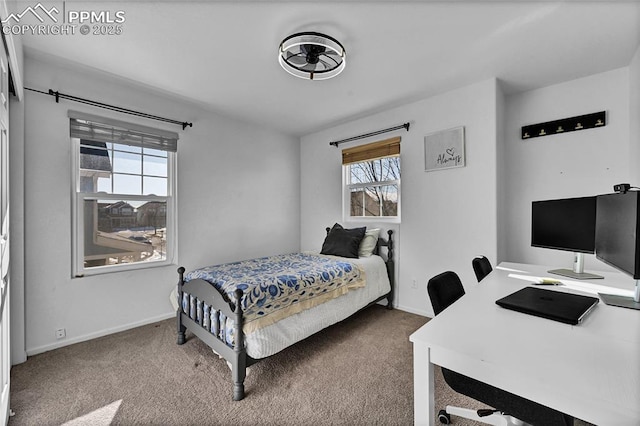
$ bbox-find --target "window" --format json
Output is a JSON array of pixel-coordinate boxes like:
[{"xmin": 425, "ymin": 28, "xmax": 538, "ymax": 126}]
[
  {"xmin": 343, "ymin": 137, "xmax": 400, "ymax": 221},
  {"xmin": 70, "ymin": 111, "xmax": 177, "ymax": 276}
]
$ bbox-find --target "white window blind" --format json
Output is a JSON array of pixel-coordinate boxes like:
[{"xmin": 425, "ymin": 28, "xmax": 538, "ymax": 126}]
[{"xmin": 68, "ymin": 110, "xmax": 178, "ymax": 152}]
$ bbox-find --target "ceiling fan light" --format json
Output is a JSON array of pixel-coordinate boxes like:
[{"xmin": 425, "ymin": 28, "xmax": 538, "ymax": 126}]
[{"xmin": 278, "ymin": 31, "xmax": 346, "ymax": 81}]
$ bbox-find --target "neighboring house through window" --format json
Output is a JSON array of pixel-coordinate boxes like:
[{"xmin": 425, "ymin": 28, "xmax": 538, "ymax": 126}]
[
  {"xmin": 343, "ymin": 136, "xmax": 401, "ymax": 221},
  {"xmin": 71, "ymin": 111, "xmax": 177, "ymax": 276}
]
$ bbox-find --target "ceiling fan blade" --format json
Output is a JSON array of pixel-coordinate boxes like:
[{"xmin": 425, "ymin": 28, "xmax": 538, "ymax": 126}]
[
  {"xmin": 315, "ymin": 59, "xmax": 329, "ymax": 71},
  {"xmin": 301, "ymin": 63, "xmax": 318, "ymax": 72},
  {"xmin": 286, "ymin": 53, "xmax": 309, "ymax": 66},
  {"xmin": 319, "ymin": 54, "xmax": 340, "ymax": 67}
]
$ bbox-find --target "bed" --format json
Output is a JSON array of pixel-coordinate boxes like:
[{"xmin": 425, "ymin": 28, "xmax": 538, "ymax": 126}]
[{"xmin": 175, "ymin": 225, "xmax": 395, "ymax": 400}]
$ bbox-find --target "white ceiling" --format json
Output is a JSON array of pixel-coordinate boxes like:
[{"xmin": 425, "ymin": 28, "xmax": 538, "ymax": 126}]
[{"xmin": 18, "ymin": 1, "xmax": 640, "ymax": 136}]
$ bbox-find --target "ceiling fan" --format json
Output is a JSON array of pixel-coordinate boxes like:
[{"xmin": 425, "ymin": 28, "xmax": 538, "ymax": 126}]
[{"xmin": 278, "ymin": 32, "xmax": 346, "ymax": 81}]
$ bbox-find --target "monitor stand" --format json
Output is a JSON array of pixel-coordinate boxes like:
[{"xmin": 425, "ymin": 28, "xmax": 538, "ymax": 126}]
[
  {"xmin": 548, "ymin": 253, "xmax": 604, "ymax": 280},
  {"xmin": 599, "ymin": 280, "xmax": 640, "ymax": 310}
]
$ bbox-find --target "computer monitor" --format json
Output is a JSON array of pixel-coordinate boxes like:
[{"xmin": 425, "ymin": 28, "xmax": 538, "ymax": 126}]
[
  {"xmin": 595, "ymin": 191, "xmax": 640, "ymax": 309},
  {"xmin": 531, "ymin": 196, "xmax": 603, "ymax": 279}
]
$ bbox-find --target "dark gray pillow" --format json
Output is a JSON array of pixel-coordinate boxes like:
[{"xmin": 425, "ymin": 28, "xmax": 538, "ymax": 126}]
[{"xmin": 321, "ymin": 223, "xmax": 366, "ymax": 258}]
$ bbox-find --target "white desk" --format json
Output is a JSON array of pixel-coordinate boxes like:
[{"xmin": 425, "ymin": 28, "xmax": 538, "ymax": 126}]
[{"xmin": 410, "ymin": 262, "xmax": 640, "ymax": 426}]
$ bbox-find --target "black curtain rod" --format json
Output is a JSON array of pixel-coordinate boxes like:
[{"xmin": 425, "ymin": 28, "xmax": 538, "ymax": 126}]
[
  {"xmin": 25, "ymin": 87, "xmax": 193, "ymax": 130},
  {"xmin": 329, "ymin": 122, "xmax": 410, "ymax": 147}
]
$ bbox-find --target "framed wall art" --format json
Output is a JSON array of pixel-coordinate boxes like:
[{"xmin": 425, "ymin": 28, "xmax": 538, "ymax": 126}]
[{"xmin": 424, "ymin": 126, "xmax": 465, "ymax": 172}]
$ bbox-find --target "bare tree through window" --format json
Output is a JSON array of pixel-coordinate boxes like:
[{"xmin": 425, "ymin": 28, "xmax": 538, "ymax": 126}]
[{"xmin": 348, "ymin": 156, "xmax": 400, "ymax": 217}]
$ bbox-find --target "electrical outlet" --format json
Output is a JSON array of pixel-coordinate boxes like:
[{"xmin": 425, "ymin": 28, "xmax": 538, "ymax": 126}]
[
  {"xmin": 411, "ymin": 279, "xmax": 418, "ymax": 289},
  {"xmin": 55, "ymin": 328, "xmax": 66, "ymax": 339}
]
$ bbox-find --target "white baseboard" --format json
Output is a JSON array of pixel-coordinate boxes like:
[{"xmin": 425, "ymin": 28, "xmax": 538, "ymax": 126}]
[
  {"xmin": 377, "ymin": 299, "xmax": 430, "ymax": 318},
  {"xmin": 394, "ymin": 303, "xmax": 431, "ymax": 318},
  {"xmin": 26, "ymin": 304, "xmax": 430, "ymax": 357},
  {"xmin": 26, "ymin": 311, "xmax": 175, "ymax": 356},
  {"xmin": 11, "ymin": 350, "xmax": 27, "ymax": 366}
]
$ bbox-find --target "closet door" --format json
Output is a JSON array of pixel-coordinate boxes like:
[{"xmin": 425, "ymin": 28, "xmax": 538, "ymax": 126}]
[{"xmin": 0, "ymin": 35, "xmax": 10, "ymax": 424}]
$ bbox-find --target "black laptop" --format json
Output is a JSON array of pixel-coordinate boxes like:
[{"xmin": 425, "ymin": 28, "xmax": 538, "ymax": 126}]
[{"xmin": 496, "ymin": 287, "xmax": 599, "ymax": 325}]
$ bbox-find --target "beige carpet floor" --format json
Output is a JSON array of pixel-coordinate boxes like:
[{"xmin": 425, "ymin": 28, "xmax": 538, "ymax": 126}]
[{"xmin": 9, "ymin": 305, "xmax": 591, "ymax": 425}]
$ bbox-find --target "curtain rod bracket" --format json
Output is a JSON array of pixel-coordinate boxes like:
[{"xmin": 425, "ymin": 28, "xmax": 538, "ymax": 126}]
[
  {"xmin": 329, "ymin": 122, "xmax": 410, "ymax": 147},
  {"xmin": 48, "ymin": 89, "xmax": 59, "ymax": 103}
]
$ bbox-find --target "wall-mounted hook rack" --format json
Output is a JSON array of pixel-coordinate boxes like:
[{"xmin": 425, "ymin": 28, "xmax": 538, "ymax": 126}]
[{"xmin": 521, "ymin": 111, "xmax": 606, "ymax": 140}]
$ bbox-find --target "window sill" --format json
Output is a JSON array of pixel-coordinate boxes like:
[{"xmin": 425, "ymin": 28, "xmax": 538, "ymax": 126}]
[
  {"xmin": 343, "ymin": 217, "xmax": 401, "ymax": 225},
  {"xmin": 73, "ymin": 259, "xmax": 176, "ymax": 278}
]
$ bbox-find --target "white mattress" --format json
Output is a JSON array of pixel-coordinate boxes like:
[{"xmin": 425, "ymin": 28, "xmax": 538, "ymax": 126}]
[
  {"xmin": 171, "ymin": 254, "xmax": 391, "ymax": 359},
  {"xmin": 244, "ymin": 254, "xmax": 391, "ymax": 358}
]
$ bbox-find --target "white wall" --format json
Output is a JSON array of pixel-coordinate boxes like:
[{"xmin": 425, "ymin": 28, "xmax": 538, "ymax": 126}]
[
  {"xmin": 630, "ymin": 45, "xmax": 640, "ymax": 185},
  {"xmin": 8, "ymin": 35, "xmax": 26, "ymax": 364},
  {"xmin": 503, "ymin": 68, "xmax": 631, "ymax": 271},
  {"xmin": 301, "ymin": 79, "xmax": 500, "ymax": 317},
  {"xmin": 496, "ymin": 81, "xmax": 507, "ymax": 264},
  {"xmin": 21, "ymin": 53, "xmax": 300, "ymax": 355}
]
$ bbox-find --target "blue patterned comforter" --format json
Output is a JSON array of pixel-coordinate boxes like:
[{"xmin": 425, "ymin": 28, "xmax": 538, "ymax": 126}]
[{"xmin": 184, "ymin": 253, "xmax": 365, "ymax": 333}]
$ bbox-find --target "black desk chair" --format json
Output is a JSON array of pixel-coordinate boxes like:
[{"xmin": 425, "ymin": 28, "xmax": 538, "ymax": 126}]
[
  {"xmin": 427, "ymin": 271, "xmax": 573, "ymax": 426},
  {"xmin": 472, "ymin": 255, "xmax": 493, "ymax": 282}
]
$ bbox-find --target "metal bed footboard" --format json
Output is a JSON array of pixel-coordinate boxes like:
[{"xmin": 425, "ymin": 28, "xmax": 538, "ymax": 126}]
[{"xmin": 176, "ymin": 267, "xmax": 257, "ymax": 401}]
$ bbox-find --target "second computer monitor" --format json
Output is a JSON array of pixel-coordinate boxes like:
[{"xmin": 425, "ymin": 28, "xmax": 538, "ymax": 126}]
[
  {"xmin": 595, "ymin": 191, "xmax": 640, "ymax": 308},
  {"xmin": 531, "ymin": 196, "xmax": 602, "ymax": 279},
  {"xmin": 595, "ymin": 191, "xmax": 640, "ymax": 280}
]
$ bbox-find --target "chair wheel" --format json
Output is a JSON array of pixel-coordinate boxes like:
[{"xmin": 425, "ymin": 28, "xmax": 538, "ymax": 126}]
[{"xmin": 437, "ymin": 409, "xmax": 451, "ymax": 424}]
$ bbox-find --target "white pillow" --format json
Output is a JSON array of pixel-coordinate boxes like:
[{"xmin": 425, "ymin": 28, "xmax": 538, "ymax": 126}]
[{"xmin": 358, "ymin": 228, "xmax": 380, "ymax": 257}]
